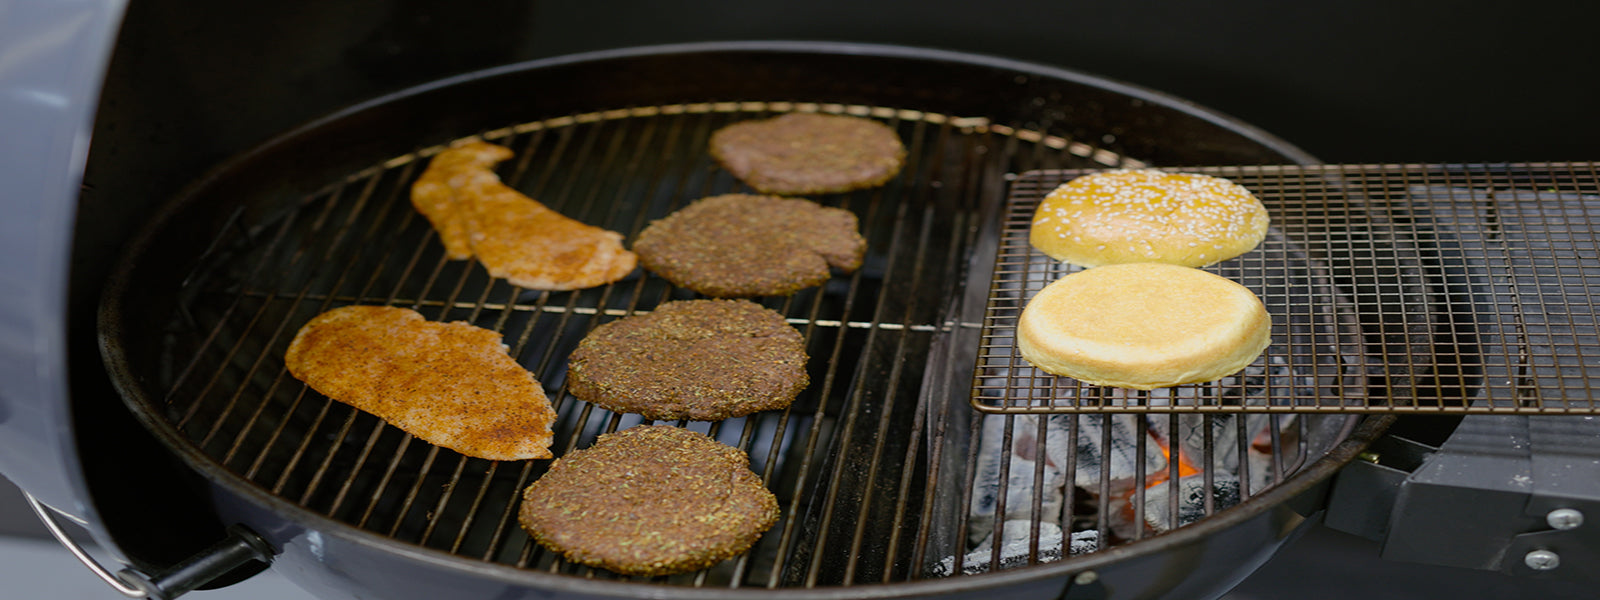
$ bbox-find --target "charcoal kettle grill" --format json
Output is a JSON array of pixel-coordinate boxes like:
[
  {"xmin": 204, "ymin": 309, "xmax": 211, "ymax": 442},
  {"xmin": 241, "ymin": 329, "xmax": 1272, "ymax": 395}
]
[{"xmin": 3, "ymin": 3, "xmax": 1600, "ymax": 599}]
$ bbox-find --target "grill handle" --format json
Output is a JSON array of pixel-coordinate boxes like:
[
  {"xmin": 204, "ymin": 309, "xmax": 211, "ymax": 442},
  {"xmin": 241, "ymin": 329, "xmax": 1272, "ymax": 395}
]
[{"xmin": 25, "ymin": 491, "xmax": 273, "ymax": 599}]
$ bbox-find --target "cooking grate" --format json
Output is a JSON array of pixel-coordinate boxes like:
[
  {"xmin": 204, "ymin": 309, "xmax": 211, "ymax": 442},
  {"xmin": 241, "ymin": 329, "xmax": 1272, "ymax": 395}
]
[
  {"xmin": 974, "ymin": 163, "xmax": 1600, "ymax": 415},
  {"xmin": 148, "ymin": 100, "xmax": 1299, "ymax": 588}
]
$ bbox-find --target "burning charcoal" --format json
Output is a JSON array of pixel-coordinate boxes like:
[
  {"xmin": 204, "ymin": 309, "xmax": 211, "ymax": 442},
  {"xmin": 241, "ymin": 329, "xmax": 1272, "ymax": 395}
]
[
  {"xmin": 1059, "ymin": 414, "xmax": 1167, "ymax": 493},
  {"xmin": 933, "ymin": 520, "xmax": 1064, "ymax": 576},
  {"xmin": 1146, "ymin": 412, "xmax": 1272, "ymax": 476},
  {"xmin": 1142, "ymin": 473, "xmax": 1241, "ymax": 533},
  {"xmin": 1147, "ymin": 393, "xmax": 1302, "ymax": 479},
  {"xmin": 968, "ymin": 414, "xmax": 1066, "ymax": 545}
]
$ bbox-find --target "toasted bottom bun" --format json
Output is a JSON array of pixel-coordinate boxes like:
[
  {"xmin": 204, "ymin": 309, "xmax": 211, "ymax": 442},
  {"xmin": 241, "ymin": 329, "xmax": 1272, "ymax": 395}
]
[{"xmin": 1016, "ymin": 263, "xmax": 1271, "ymax": 390}]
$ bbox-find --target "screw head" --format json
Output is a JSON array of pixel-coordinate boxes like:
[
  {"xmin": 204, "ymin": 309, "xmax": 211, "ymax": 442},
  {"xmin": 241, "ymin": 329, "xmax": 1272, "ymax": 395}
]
[
  {"xmin": 1073, "ymin": 570, "xmax": 1099, "ymax": 585},
  {"xmin": 1524, "ymin": 549, "xmax": 1561, "ymax": 571},
  {"xmin": 1546, "ymin": 508, "xmax": 1584, "ymax": 530}
]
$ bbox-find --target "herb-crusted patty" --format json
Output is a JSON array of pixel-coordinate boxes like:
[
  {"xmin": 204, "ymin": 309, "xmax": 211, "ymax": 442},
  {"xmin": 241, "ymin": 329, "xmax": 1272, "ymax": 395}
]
[
  {"xmin": 633, "ymin": 194, "xmax": 866, "ymax": 297},
  {"xmin": 567, "ymin": 299, "xmax": 809, "ymax": 421},
  {"xmin": 517, "ymin": 425, "xmax": 779, "ymax": 576},
  {"xmin": 710, "ymin": 112, "xmax": 906, "ymax": 195}
]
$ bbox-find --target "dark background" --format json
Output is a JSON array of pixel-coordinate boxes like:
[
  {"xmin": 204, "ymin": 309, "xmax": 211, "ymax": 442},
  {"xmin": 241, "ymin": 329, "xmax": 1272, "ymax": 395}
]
[
  {"xmin": 79, "ymin": 0, "xmax": 1600, "ymax": 274},
  {"xmin": 77, "ymin": 0, "xmax": 1600, "ymax": 299},
  {"xmin": 82, "ymin": 0, "xmax": 1600, "ymax": 222},
  {"xmin": 47, "ymin": 1, "xmax": 1599, "ymax": 598}
]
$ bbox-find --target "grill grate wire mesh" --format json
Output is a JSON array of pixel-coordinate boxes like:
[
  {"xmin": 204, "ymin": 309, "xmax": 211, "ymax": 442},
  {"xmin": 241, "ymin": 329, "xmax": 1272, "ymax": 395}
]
[
  {"xmin": 152, "ymin": 101, "xmax": 1235, "ymax": 587},
  {"xmin": 149, "ymin": 101, "xmax": 1597, "ymax": 587},
  {"xmin": 974, "ymin": 163, "xmax": 1600, "ymax": 415}
]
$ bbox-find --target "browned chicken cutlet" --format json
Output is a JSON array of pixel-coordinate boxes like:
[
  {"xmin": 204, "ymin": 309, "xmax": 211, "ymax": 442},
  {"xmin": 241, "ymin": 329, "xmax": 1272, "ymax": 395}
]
[
  {"xmin": 284, "ymin": 305, "xmax": 557, "ymax": 460},
  {"xmin": 410, "ymin": 141, "xmax": 637, "ymax": 290}
]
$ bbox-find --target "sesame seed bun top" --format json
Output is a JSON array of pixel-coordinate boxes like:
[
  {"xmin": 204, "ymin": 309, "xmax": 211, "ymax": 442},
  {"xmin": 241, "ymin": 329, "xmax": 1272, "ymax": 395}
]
[{"xmin": 1029, "ymin": 170, "xmax": 1269, "ymax": 268}]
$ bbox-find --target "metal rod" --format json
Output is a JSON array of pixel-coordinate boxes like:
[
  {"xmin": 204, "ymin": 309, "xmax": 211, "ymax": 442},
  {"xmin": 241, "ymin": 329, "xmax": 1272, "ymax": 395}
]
[
  {"xmin": 989, "ymin": 414, "xmax": 1016, "ymax": 574},
  {"xmin": 800, "ymin": 163, "xmax": 910, "ymax": 587},
  {"xmin": 1203, "ymin": 415, "xmax": 1216, "ymax": 516},
  {"xmin": 1095, "ymin": 395, "xmax": 1112, "ymax": 546},
  {"xmin": 762, "ymin": 163, "xmax": 876, "ymax": 590},
  {"xmin": 841, "ymin": 114, "xmax": 931, "ymax": 585},
  {"xmin": 26, "ymin": 492, "xmax": 150, "ymax": 598},
  {"xmin": 905, "ymin": 131, "xmax": 988, "ymax": 576},
  {"xmin": 1167, "ymin": 413, "xmax": 1180, "ymax": 536},
  {"xmin": 1061, "ymin": 411, "xmax": 1081, "ymax": 558},
  {"xmin": 1132, "ymin": 411, "xmax": 1148, "ymax": 541},
  {"xmin": 222, "ymin": 164, "xmax": 408, "ymax": 469}
]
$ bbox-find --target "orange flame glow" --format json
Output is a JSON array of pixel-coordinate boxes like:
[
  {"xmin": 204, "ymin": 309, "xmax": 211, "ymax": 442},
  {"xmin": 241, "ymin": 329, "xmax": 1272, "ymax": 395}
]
[{"xmin": 1156, "ymin": 439, "xmax": 1202, "ymax": 480}]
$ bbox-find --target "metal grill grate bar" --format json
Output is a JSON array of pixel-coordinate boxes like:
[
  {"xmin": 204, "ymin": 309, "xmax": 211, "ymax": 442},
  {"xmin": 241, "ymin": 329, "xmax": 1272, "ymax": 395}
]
[
  {"xmin": 155, "ymin": 102, "xmax": 1163, "ymax": 588},
  {"xmin": 774, "ymin": 141, "xmax": 899, "ymax": 588},
  {"xmin": 841, "ymin": 120, "xmax": 950, "ymax": 586}
]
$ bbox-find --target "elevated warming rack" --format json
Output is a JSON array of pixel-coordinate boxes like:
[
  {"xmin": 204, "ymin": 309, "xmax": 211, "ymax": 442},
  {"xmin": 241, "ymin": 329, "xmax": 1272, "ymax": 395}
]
[{"xmin": 974, "ymin": 163, "xmax": 1600, "ymax": 415}]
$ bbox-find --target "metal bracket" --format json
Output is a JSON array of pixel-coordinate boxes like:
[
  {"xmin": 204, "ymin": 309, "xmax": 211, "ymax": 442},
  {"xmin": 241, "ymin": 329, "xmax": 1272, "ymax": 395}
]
[
  {"xmin": 26, "ymin": 491, "xmax": 273, "ymax": 599},
  {"xmin": 1323, "ymin": 430, "xmax": 1438, "ymax": 540},
  {"xmin": 1350, "ymin": 415, "xmax": 1600, "ymax": 581},
  {"xmin": 1503, "ymin": 416, "xmax": 1600, "ymax": 579}
]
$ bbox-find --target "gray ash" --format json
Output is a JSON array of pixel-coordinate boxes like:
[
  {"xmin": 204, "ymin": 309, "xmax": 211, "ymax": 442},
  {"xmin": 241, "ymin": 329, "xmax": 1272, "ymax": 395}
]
[
  {"xmin": 1066, "ymin": 414, "xmax": 1168, "ymax": 492},
  {"xmin": 1141, "ymin": 474, "xmax": 1242, "ymax": 533},
  {"xmin": 932, "ymin": 522, "xmax": 1100, "ymax": 577},
  {"xmin": 967, "ymin": 415, "xmax": 1066, "ymax": 546},
  {"xmin": 946, "ymin": 361, "xmax": 1317, "ymax": 576}
]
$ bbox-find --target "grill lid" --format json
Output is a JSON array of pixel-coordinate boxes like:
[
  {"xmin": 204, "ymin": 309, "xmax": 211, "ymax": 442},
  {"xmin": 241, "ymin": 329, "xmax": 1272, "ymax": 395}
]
[{"xmin": 0, "ymin": 0, "xmax": 129, "ymax": 557}]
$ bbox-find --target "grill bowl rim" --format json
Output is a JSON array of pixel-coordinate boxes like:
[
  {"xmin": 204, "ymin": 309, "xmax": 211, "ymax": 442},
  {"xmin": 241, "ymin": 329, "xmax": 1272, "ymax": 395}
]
[{"xmin": 95, "ymin": 40, "xmax": 1362, "ymax": 598}]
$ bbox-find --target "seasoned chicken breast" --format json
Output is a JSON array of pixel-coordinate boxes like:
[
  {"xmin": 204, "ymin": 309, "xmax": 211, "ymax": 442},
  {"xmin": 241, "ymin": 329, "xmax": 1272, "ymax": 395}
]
[
  {"xmin": 410, "ymin": 141, "xmax": 637, "ymax": 290},
  {"xmin": 284, "ymin": 305, "xmax": 556, "ymax": 460}
]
